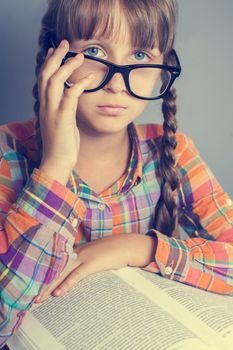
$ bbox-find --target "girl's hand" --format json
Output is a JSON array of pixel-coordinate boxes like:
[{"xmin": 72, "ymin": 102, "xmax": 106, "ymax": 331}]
[
  {"xmin": 35, "ymin": 234, "xmax": 157, "ymax": 303},
  {"xmin": 38, "ymin": 40, "xmax": 94, "ymax": 177}
]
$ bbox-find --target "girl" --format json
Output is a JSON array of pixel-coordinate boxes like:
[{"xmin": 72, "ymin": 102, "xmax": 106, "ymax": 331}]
[{"xmin": 0, "ymin": 0, "xmax": 233, "ymax": 346}]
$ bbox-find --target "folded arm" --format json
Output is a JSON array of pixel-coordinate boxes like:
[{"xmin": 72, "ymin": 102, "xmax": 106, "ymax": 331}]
[
  {"xmin": 144, "ymin": 136, "xmax": 233, "ymax": 295},
  {"xmin": 0, "ymin": 160, "xmax": 85, "ymax": 347}
]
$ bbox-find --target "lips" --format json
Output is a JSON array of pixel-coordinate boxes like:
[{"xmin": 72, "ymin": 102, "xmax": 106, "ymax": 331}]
[
  {"xmin": 98, "ymin": 105, "xmax": 126, "ymax": 108},
  {"xmin": 97, "ymin": 105, "xmax": 127, "ymax": 116}
]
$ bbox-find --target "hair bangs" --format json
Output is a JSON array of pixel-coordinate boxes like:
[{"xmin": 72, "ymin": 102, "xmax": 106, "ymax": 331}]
[
  {"xmin": 54, "ymin": 0, "xmax": 176, "ymax": 53},
  {"xmin": 55, "ymin": 0, "xmax": 122, "ymax": 44},
  {"xmin": 122, "ymin": 0, "xmax": 177, "ymax": 53}
]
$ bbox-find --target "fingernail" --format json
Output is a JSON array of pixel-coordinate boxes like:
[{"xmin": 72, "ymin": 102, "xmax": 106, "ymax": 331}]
[
  {"xmin": 73, "ymin": 53, "xmax": 83, "ymax": 60},
  {"xmin": 47, "ymin": 48, "xmax": 53, "ymax": 56},
  {"xmin": 88, "ymin": 74, "xmax": 95, "ymax": 79},
  {"xmin": 54, "ymin": 289, "xmax": 61, "ymax": 296},
  {"xmin": 59, "ymin": 40, "xmax": 67, "ymax": 48}
]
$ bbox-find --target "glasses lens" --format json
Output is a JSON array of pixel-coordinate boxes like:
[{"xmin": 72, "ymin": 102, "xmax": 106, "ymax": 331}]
[
  {"xmin": 65, "ymin": 57, "xmax": 109, "ymax": 89},
  {"xmin": 129, "ymin": 67, "xmax": 172, "ymax": 99}
]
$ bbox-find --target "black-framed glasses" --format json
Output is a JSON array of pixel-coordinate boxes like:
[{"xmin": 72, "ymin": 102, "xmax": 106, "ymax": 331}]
[{"xmin": 51, "ymin": 40, "xmax": 181, "ymax": 100}]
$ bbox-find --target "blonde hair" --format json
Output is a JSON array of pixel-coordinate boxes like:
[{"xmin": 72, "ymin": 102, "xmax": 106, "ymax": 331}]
[{"xmin": 33, "ymin": 0, "xmax": 179, "ymax": 237}]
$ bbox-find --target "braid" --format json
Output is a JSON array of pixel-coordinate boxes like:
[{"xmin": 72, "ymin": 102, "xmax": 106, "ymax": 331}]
[{"xmin": 153, "ymin": 52, "xmax": 180, "ymax": 237}]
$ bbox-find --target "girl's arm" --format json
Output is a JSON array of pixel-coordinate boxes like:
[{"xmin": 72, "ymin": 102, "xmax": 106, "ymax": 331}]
[
  {"xmin": 144, "ymin": 135, "xmax": 233, "ymax": 295},
  {"xmin": 0, "ymin": 154, "xmax": 84, "ymax": 347},
  {"xmin": 0, "ymin": 39, "xmax": 95, "ymax": 346}
]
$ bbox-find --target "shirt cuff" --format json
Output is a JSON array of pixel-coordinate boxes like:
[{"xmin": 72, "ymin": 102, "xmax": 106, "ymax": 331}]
[{"xmin": 152, "ymin": 230, "xmax": 189, "ymax": 279}]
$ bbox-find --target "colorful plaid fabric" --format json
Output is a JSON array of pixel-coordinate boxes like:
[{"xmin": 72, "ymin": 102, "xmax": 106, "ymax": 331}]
[{"xmin": 0, "ymin": 117, "xmax": 233, "ymax": 346}]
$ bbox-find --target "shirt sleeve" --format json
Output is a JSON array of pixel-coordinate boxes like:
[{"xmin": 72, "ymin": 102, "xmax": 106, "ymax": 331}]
[
  {"xmin": 0, "ymin": 154, "xmax": 86, "ymax": 347},
  {"xmin": 145, "ymin": 135, "xmax": 233, "ymax": 296}
]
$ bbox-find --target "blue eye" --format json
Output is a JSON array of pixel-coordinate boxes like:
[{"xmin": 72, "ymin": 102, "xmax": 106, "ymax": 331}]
[
  {"xmin": 84, "ymin": 47, "xmax": 101, "ymax": 57},
  {"xmin": 134, "ymin": 52, "xmax": 149, "ymax": 61}
]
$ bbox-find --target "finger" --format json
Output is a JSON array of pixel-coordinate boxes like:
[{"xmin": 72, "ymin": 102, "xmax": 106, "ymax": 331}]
[
  {"xmin": 41, "ymin": 47, "xmax": 55, "ymax": 72},
  {"xmin": 59, "ymin": 73, "xmax": 95, "ymax": 116},
  {"xmin": 45, "ymin": 54, "xmax": 85, "ymax": 111},
  {"xmin": 38, "ymin": 45, "xmax": 57, "ymax": 86},
  {"xmin": 50, "ymin": 52, "xmax": 84, "ymax": 84},
  {"xmin": 46, "ymin": 47, "xmax": 54, "ymax": 58},
  {"xmin": 34, "ymin": 287, "xmax": 52, "ymax": 303},
  {"xmin": 39, "ymin": 40, "xmax": 69, "ymax": 112},
  {"xmin": 44, "ymin": 47, "xmax": 54, "ymax": 61},
  {"xmin": 42, "ymin": 40, "xmax": 69, "ymax": 79},
  {"xmin": 34, "ymin": 279, "xmax": 61, "ymax": 303},
  {"xmin": 52, "ymin": 261, "xmax": 97, "ymax": 297},
  {"xmin": 38, "ymin": 47, "xmax": 54, "ymax": 106},
  {"xmin": 35, "ymin": 257, "xmax": 80, "ymax": 303}
]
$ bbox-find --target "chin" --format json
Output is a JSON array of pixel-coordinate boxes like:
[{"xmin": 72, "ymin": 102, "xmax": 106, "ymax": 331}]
[{"xmin": 78, "ymin": 115, "xmax": 131, "ymax": 135}]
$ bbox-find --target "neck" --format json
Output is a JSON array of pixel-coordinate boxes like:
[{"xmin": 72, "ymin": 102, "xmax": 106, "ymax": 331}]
[{"xmin": 76, "ymin": 123, "xmax": 131, "ymax": 168}]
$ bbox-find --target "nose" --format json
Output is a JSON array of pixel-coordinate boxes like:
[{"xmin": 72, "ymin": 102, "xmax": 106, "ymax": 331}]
[{"xmin": 103, "ymin": 72, "xmax": 127, "ymax": 94}]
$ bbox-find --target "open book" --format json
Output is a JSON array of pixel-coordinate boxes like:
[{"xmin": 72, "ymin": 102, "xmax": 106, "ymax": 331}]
[{"xmin": 6, "ymin": 267, "xmax": 233, "ymax": 350}]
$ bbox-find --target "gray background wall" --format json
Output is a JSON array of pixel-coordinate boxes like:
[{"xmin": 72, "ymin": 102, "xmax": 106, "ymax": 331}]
[{"xmin": 0, "ymin": 0, "xmax": 233, "ymax": 197}]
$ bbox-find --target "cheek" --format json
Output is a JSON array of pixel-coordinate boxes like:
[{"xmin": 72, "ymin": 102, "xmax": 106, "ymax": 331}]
[
  {"xmin": 78, "ymin": 92, "xmax": 96, "ymax": 104},
  {"xmin": 76, "ymin": 92, "xmax": 97, "ymax": 113},
  {"xmin": 132, "ymin": 100, "xmax": 149, "ymax": 116}
]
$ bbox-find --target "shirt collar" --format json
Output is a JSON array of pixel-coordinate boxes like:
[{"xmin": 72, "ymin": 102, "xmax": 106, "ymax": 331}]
[{"xmin": 119, "ymin": 122, "xmax": 143, "ymax": 194}]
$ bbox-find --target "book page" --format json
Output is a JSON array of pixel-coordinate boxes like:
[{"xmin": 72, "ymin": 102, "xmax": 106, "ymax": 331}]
[
  {"xmin": 7, "ymin": 269, "xmax": 211, "ymax": 350},
  {"xmin": 136, "ymin": 268, "xmax": 233, "ymax": 348},
  {"xmin": 114, "ymin": 268, "xmax": 231, "ymax": 350}
]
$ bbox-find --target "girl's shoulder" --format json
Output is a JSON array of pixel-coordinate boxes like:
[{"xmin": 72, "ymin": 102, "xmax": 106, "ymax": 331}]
[
  {"xmin": 0, "ymin": 117, "xmax": 37, "ymax": 160},
  {"xmin": 0, "ymin": 117, "xmax": 36, "ymax": 142}
]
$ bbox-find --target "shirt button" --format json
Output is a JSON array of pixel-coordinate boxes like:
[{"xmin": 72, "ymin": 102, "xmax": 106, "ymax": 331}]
[
  {"xmin": 98, "ymin": 203, "xmax": 106, "ymax": 211},
  {"xmin": 71, "ymin": 218, "xmax": 78, "ymax": 227},
  {"xmin": 226, "ymin": 198, "xmax": 232, "ymax": 206},
  {"xmin": 164, "ymin": 266, "xmax": 173, "ymax": 275},
  {"xmin": 134, "ymin": 178, "xmax": 141, "ymax": 186}
]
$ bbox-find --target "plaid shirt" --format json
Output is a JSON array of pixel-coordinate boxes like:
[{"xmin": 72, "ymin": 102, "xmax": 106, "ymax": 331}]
[{"xmin": 0, "ymin": 117, "xmax": 233, "ymax": 346}]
